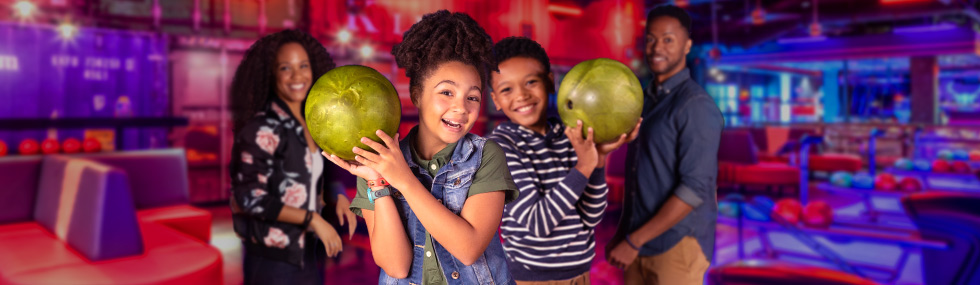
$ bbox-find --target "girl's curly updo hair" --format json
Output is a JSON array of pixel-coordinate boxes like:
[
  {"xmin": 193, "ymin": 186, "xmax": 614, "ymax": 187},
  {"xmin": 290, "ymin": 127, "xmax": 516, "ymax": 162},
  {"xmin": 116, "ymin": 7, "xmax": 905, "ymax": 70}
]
[
  {"xmin": 391, "ymin": 10, "xmax": 496, "ymax": 105},
  {"xmin": 230, "ymin": 29, "xmax": 336, "ymax": 134}
]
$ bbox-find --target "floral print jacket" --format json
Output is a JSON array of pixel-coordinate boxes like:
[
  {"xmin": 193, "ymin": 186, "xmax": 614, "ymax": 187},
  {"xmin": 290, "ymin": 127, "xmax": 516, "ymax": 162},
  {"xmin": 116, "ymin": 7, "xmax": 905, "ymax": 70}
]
[{"xmin": 230, "ymin": 97, "xmax": 342, "ymax": 266}]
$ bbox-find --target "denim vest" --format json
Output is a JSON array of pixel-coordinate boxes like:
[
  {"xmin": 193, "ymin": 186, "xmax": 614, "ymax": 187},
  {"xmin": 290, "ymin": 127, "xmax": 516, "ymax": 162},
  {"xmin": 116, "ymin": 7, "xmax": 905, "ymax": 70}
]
[{"xmin": 378, "ymin": 133, "xmax": 514, "ymax": 285}]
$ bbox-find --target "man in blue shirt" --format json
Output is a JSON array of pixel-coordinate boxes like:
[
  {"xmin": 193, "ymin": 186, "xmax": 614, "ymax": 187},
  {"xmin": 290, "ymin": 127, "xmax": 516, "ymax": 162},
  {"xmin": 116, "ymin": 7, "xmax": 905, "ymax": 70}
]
[{"xmin": 606, "ymin": 5, "xmax": 723, "ymax": 285}]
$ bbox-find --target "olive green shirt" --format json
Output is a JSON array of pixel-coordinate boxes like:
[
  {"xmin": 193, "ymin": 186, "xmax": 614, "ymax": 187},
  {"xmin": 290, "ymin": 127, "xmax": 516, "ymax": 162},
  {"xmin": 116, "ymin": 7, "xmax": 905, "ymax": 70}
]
[{"xmin": 350, "ymin": 131, "xmax": 518, "ymax": 285}]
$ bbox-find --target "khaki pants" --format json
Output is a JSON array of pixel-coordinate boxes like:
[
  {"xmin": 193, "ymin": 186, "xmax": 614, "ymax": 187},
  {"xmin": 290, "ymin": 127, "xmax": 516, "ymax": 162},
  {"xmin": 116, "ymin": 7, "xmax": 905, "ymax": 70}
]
[
  {"xmin": 516, "ymin": 272, "xmax": 590, "ymax": 285},
  {"xmin": 624, "ymin": 236, "xmax": 709, "ymax": 285}
]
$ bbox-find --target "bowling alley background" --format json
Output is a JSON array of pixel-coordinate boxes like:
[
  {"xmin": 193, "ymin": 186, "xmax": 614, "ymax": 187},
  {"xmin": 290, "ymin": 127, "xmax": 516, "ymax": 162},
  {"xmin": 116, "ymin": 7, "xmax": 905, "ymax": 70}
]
[{"xmin": 1, "ymin": 0, "xmax": 980, "ymax": 284}]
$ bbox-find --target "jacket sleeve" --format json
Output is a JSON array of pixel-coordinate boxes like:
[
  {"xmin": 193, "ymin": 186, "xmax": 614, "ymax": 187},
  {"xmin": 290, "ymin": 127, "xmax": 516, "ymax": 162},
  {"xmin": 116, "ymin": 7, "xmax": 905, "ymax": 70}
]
[{"xmin": 231, "ymin": 119, "xmax": 285, "ymax": 222}]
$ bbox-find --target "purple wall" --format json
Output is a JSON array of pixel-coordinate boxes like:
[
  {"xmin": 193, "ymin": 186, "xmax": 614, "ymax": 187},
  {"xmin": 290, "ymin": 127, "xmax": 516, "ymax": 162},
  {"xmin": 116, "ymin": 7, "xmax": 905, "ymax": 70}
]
[{"xmin": 0, "ymin": 22, "xmax": 169, "ymax": 150}]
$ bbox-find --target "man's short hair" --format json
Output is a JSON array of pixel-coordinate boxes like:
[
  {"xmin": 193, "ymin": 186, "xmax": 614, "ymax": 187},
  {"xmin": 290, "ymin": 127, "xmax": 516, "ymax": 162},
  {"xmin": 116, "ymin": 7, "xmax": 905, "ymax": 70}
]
[{"xmin": 646, "ymin": 5, "xmax": 692, "ymax": 35}]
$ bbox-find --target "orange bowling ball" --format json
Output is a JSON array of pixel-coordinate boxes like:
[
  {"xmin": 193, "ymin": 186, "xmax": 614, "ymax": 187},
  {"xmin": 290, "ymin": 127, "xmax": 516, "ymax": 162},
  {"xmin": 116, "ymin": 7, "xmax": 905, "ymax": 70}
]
[
  {"xmin": 82, "ymin": 138, "xmax": 102, "ymax": 153},
  {"xmin": 951, "ymin": 161, "xmax": 971, "ymax": 173},
  {"xmin": 62, "ymin": 138, "xmax": 82, "ymax": 154},
  {"xmin": 875, "ymin": 173, "xmax": 898, "ymax": 191},
  {"xmin": 899, "ymin": 177, "xmax": 923, "ymax": 192},
  {"xmin": 932, "ymin": 159, "xmax": 951, "ymax": 173},
  {"xmin": 969, "ymin": 150, "xmax": 980, "ymax": 161},
  {"xmin": 802, "ymin": 201, "xmax": 834, "ymax": 229},
  {"xmin": 772, "ymin": 198, "xmax": 803, "ymax": 224},
  {"xmin": 19, "ymin": 139, "xmax": 39, "ymax": 155}
]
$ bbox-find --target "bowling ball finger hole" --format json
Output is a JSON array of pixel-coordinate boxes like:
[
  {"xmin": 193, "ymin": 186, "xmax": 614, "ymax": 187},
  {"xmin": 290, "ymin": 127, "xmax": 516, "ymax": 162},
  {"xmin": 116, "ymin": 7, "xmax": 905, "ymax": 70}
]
[{"xmin": 566, "ymin": 100, "xmax": 573, "ymax": 110}]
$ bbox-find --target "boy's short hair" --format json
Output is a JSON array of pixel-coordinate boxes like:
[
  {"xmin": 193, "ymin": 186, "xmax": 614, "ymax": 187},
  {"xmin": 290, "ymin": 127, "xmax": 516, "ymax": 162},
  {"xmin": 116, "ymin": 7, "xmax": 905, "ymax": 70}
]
[{"xmin": 492, "ymin": 37, "xmax": 551, "ymax": 77}]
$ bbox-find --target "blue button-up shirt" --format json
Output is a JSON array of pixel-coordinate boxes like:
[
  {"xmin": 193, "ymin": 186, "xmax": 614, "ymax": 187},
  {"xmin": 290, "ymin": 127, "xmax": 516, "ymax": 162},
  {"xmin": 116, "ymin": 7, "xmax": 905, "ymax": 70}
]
[{"xmin": 623, "ymin": 68, "xmax": 723, "ymax": 260}]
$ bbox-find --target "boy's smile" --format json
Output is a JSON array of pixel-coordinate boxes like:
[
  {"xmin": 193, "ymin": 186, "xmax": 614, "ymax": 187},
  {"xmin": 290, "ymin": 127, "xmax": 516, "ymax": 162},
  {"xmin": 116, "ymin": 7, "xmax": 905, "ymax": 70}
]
[{"xmin": 490, "ymin": 57, "xmax": 552, "ymax": 135}]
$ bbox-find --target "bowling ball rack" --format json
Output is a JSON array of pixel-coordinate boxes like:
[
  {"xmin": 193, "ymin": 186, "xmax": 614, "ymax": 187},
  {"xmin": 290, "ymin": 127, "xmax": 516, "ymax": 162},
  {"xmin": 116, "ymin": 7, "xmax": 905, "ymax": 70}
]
[
  {"xmin": 0, "ymin": 117, "xmax": 188, "ymax": 151},
  {"xmin": 718, "ymin": 134, "xmax": 948, "ymax": 284},
  {"xmin": 718, "ymin": 199, "xmax": 946, "ymax": 284},
  {"xmin": 816, "ymin": 183, "xmax": 917, "ymax": 229},
  {"xmin": 885, "ymin": 168, "xmax": 980, "ymax": 193}
]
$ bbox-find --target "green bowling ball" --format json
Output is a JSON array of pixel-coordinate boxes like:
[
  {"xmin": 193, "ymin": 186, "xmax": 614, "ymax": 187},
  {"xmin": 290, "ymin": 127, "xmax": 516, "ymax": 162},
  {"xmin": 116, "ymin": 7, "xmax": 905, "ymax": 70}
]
[
  {"xmin": 557, "ymin": 58, "xmax": 643, "ymax": 143},
  {"xmin": 937, "ymin": 149, "xmax": 954, "ymax": 161},
  {"xmin": 305, "ymin": 65, "xmax": 401, "ymax": 161},
  {"xmin": 893, "ymin": 158, "xmax": 913, "ymax": 170},
  {"xmin": 830, "ymin": 171, "xmax": 853, "ymax": 188}
]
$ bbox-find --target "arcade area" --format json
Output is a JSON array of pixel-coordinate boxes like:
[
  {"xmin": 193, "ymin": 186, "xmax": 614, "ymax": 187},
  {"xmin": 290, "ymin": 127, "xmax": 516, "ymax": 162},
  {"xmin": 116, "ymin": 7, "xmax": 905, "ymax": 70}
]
[{"xmin": 1, "ymin": 0, "xmax": 980, "ymax": 284}]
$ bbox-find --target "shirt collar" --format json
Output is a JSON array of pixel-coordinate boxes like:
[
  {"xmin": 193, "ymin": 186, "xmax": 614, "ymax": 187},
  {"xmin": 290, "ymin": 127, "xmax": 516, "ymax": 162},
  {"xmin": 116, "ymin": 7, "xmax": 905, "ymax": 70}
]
[
  {"xmin": 646, "ymin": 68, "xmax": 691, "ymax": 103},
  {"xmin": 269, "ymin": 96, "xmax": 301, "ymax": 122},
  {"xmin": 505, "ymin": 118, "xmax": 564, "ymax": 141},
  {"xmin": 407, "ymin": 126, "xmax": 457, "ymax": 175}
]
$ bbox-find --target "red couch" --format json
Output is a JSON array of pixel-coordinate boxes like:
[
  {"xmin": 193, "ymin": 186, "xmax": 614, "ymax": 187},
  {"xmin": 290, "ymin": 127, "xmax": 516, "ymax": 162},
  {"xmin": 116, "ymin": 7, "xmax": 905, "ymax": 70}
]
[{"xmin": 0, "ymin": 152, "xmax": 221, "ymax": 284}]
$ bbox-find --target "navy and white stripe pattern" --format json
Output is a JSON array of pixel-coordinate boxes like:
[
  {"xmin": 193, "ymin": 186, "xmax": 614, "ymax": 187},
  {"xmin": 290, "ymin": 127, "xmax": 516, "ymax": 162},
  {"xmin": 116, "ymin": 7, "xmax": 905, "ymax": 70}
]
[{"xmin": 488, "ymin": 119, "xmax": 608, "ymax": 279}]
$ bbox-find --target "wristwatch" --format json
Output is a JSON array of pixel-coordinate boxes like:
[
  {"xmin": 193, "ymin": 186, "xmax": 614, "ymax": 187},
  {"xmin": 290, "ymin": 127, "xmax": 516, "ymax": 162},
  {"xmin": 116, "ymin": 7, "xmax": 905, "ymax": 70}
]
[{"xmin": 368, "ymin": 186, "xmax": 395, "ymax": 204}]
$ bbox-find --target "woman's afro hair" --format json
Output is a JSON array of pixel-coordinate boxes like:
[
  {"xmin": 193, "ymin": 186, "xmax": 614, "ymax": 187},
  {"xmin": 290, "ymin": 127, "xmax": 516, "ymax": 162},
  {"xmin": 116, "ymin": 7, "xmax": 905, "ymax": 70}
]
[{"xmin": 391, "ymin": 10, "xmax": 496, "ymax": 104}]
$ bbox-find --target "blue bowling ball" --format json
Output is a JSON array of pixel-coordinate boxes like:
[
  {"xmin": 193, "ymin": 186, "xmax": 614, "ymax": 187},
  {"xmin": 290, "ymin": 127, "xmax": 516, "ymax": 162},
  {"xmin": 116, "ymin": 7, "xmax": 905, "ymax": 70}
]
[
  {"xmin": 913, "ymin": 159, "xmax": 932, "ymax": 172},
  {"xmin": 723, "ymin": 193, "xmax": 745, "ymax": 202},
  {"xmin": 744, "ymin": 196, "xmax": 775, "ymax": 221},
  {"xmin": 852, "ymin": 173, "xmax": 875, "ymax": 189},
  {"xmin": 830, "ymin": 171, "xmax": 853, "ymax": 188},
  {"xmin": 893, "ymin": 158, "xmax": 913, "ymax": 170},
  {"xmin": 953, "ymin": 149, "xmax": 970, "ymax": 161}
]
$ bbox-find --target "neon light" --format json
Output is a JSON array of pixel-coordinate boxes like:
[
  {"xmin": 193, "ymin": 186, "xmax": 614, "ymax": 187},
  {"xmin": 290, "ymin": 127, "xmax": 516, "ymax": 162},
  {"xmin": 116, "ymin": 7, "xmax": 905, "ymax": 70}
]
[
  {"xmin": 947, "ymin": 81, "xmax": 979, "ymax": 106},
  {"xmin": 57, "ymin": 22, "xmax": 77, "ymax": 40},
  {"xmin": 727, "ymin": 85, "xmax": 738, "ymax": 113},
  {"xmin": 880, "ymin": 0, "xmax": 932, "ymax": 4},
  {"xmin": 777, "ymin": 36, "xmax": 827, "ymax": 44},
  {"xmin": 894, "ymin": 23, "xmax": 956, "ymax": 34},
  {"xmin": 751, "ymin": 85, "xmax": 764, "ymax": 122},
  {"xmin": 780, "ymin": 73, "xmax": 791, "ymax": 123},
  {"xmin": 359, "ymin": 45, "xmax": 374, "ymax": 59},
  {"xmin": 337, "ymin": 29, "xmax": 351, "ymax": 44},
  {"xmin": 0, "ymin": 55, "xmax": 20, "ymax": 71},
  {"xmin": 548, "ymin": 4, "xmax": 583, "ymax": 17},
  {"xmin": 13, "ymin": 1, "xmax": 35, "ymax": 19}
]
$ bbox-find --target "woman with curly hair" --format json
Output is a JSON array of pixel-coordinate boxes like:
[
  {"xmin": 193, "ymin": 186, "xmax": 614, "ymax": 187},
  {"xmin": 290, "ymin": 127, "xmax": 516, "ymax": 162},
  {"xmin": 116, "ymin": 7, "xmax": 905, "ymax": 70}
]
[
  {"xmin": 229, "ymin": 29, "xmax": 358, "ymax": 284},
  {"xmin": 324, "ymin": 10, "xmax": 519, "ymax": 285}
]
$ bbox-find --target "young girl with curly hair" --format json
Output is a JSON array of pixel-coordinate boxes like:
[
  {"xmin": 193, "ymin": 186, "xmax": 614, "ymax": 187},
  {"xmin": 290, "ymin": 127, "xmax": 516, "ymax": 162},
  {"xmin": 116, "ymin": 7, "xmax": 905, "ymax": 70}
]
[
  {"xmin": 229, "ymin": 29, "xmax": 358, "ymax": 284},
  {"xmin": 325, "ymin": 10, "xmax": 519, "ymax": 285}
]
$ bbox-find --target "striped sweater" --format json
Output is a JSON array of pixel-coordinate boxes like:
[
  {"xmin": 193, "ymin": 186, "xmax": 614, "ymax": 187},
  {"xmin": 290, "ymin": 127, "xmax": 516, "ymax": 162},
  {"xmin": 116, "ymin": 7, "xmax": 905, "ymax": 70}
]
[{"xmin": 488, "ymin": 119, "xmax": 608, "ymax": 281}]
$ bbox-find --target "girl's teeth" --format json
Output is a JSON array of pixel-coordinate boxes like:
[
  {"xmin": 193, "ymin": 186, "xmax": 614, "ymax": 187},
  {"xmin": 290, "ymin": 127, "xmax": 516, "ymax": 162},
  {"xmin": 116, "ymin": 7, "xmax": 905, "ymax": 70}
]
[{"xmin": 442, "ymin": 119, "xmax": 461, "ymax": 128}]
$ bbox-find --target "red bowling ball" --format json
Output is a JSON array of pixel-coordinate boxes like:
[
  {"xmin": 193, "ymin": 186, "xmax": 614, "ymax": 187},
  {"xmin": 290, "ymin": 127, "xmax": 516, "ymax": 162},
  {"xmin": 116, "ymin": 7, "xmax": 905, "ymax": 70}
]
[
  {"xmin": 0, "ymin": 140, "xmax": 7, "ymax": 156},
  {"xmin": 772, "ymin": 198, "xmax": 803, "ymax": 224},
  {"xmin": 18, "ymin": 139, "xmax": 39, "ymax": 155},
  {"xmin": 41, "ymin": 138, "xmax": 60, "ymax": 154},
  {"xmin": 874, "ymin": 174, "xmax": 898, "ymax": 191},
  {"xmin": 970, "ymin": 150, "xmax": 980, "ymax": 161},
  {"xmin": 932, "ymin": 159, "xmax": 951, "ymax": 173},
  {"xmin": 62, "ymin": 138, "xmax": 82, "ymax": 154},
  {"xmin": 899, "ymin": 177, "xmax": 923, "ymax": 192},
  {"xmin": 951, "ymin": 161, "xmax": 971, "ymax": 173},
  {"xmin": 802, "ymin": 201, "xmax": 834, "ymax": 229},
  {"xmin": 82, "ymin": 138, "xmax": 102, "ymax": 153}
]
